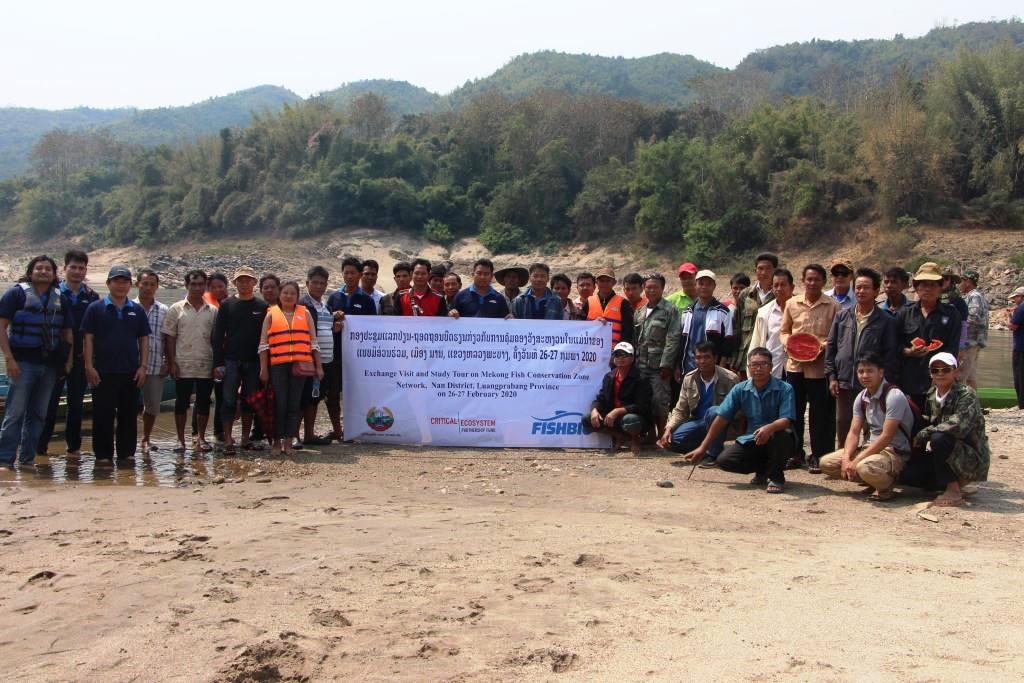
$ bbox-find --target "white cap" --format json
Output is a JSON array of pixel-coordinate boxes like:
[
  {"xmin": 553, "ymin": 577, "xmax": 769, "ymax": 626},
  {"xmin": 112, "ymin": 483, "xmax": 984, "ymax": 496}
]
[
  {"xmin": 928, "ymin": 352, "xmax": 958, "ymax": 369},
  {"xmin": 695, "ymin": 269, "xmax": 716, "ymax": 282},
  {"xmin": 1009, "ymin": 286, "xmax": 1024, "ymax": 300},
  {"xmin": 613, "ymin": 341, "xmax": 635, "ymax": 355}
]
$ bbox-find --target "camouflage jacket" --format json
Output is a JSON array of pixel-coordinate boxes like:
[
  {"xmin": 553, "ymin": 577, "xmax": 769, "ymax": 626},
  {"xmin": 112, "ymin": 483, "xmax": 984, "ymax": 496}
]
[
  {"xmin": 732, "ymin": 284, "xmax": 774, "ymax": 369},
  {"xmin": 914, "ymin": 382, "xmax": 990, "ymax": 482},
  {"xmin": 633, "ymin": 298, "xmax": 681, "ymax": 371}
]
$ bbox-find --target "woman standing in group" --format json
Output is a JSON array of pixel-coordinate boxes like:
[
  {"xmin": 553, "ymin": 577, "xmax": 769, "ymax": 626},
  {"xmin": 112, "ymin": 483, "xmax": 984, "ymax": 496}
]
[{"xmin": 258, "ymin": 281, "xmax": 323, "ymax": 456}]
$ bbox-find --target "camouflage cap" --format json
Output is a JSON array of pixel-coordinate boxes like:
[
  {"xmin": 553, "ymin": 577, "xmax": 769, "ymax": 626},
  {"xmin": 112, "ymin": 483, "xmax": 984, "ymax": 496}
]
[
  {"xmin": 941, "ymin": 266, "xmax": 962, "ymax": 284},
  {"xmin": 962, "ymin": 268, "xmax": 980, "ymax": 284}
]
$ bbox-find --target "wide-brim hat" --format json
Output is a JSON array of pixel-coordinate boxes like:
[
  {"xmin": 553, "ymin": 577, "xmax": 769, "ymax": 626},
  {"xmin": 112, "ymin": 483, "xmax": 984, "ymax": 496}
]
[
  {"xmin": 494, "ymin": 266, "xmax": 529, "ymax": 286},
  {"xmin": 912, "ymin": 262, "xmax": 944, "ymax": 283}
]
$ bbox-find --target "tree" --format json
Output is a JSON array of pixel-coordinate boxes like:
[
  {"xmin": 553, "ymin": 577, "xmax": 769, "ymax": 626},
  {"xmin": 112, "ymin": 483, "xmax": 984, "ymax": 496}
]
[{"xmin": 348, "ymin": 93, "xmax": 393, "ymax": 141}]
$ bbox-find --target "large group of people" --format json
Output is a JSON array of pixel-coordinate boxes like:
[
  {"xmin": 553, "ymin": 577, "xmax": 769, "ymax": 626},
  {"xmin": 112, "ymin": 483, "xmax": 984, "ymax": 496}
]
[{"xmin": 0, "ymin": 249, "xmax": 1001, "ymax": 507}]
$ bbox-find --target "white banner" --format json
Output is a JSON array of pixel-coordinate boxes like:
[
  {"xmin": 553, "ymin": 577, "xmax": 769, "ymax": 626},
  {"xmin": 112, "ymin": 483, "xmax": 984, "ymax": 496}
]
[{"xmin": 341, "ymin": 316, "xmax": 612, "ymax": 448}]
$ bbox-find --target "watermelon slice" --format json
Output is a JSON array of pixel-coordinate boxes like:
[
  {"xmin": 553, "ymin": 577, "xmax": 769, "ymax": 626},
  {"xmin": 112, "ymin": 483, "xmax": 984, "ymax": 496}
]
[
  {"xmin": 926, "ymin": 339, "xmax": 943, "ymax": 351},
  {"xmin": 910, "ymin": 337, "xmax": 927, "ymax": 348},
  {"xmin": 787, "ymin": 333, "xmax": 822, "ymax": 362}
]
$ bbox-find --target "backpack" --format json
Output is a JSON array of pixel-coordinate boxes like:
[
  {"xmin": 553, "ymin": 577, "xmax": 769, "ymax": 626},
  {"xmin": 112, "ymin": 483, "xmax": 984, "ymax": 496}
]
[{"xmin": 861, "ymin": 383, "xmax": 927, "ymax": 453}]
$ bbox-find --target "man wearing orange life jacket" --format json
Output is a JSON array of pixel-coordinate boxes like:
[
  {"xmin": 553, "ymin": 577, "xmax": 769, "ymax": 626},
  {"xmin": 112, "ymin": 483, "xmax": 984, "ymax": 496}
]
[{"xmin": 579, "ymin": 267, "xmax": 634, "ymax": 345}]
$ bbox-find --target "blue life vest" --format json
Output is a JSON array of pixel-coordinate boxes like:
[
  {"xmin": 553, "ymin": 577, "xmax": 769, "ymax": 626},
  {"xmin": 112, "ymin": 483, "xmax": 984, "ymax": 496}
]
[{"xmin": 9, "ymin": 283, "xmax": 63, "ymax": 350}]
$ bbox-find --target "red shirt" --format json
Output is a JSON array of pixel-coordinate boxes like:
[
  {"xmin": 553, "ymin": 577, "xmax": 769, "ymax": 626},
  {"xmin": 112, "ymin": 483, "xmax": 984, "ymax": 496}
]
[
  {"xmin": 613, "ymin": 371, "xmax": 625, "ymax": 408},
  {"xmin": 398, "ymin": 288, "xmax": 446, "ymax": 316}
]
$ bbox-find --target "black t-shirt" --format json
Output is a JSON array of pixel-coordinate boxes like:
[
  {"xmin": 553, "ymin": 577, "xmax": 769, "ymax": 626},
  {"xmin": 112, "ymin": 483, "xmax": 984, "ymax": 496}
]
[{"xmin": 212, "ymin": 296, "xmax": 268, "ymax": 365}]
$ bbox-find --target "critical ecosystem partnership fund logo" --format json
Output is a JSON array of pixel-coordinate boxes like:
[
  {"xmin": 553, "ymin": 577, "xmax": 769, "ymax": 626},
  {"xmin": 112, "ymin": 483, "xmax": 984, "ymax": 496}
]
[
  {"xmin": 366, "ymin": 406, "xmax": 395, "ymax": 432},
  {"xmin": 531, "ymin": 410, "xmax": 584, "ymax": 435}
]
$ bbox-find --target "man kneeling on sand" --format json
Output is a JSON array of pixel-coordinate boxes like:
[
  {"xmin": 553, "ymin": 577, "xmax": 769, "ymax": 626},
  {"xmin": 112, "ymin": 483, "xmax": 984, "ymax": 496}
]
[
  {"xmin": 820, "ymin": 352, "xmax": 916, "ymax": 502},
  {"xmin": 682, "ymin": 347, "xmax": 796, "ymax": 494}
]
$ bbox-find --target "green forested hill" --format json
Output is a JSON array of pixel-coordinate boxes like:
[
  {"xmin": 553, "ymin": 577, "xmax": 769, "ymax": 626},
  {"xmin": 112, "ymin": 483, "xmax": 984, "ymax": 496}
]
[
  {"xmin": 5, "ymin": 21, "xmax": 1024, "ymax": 181},
  {"xmin": 720, "ymin": 20, "xmax": 1024, "ymax": 103},
  {"xmin": 320, "ymin": 80, "xmax": 444, "ymax": 115},
  {"xmin": 103, "ymin": 85, "xmax": 301, "ymax": 145},
  {"xmin": 446, "ymin": 51, "xmax": 723, "ymax": 107},
  {"xmin": 0, "ymin": 107, "xmax": 130, "ymax": 179},
  {"xmin": 0, "ymin": 85, "xmax": 300, "ymax": 178}
]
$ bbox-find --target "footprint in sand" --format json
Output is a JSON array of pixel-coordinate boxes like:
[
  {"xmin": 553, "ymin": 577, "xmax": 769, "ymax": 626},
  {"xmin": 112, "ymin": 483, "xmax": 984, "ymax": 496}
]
[
  {"xmin": 514, "ymin": 577, "xmax": 554, "ymax": 593},
  {"xmin": 310, "ymin": 608, "xmax": 352, "ymax": 627},
  {"xmin": 203, "ymin": 587, "xmax": 240, "ymax": 603}
]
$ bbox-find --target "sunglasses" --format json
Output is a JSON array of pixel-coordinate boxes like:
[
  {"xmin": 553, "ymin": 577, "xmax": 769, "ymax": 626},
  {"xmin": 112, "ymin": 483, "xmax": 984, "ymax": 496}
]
[{"xmin": 930, "ymin": 366, "xmax": 953, "ymax": 375}]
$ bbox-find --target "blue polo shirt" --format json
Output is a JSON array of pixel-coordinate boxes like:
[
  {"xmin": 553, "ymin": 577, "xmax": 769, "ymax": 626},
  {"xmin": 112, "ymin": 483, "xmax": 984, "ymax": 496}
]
[
  {"xmin": 326, "ymin": 288, "xmax": 377, "ymax": 353},
  {"xmin": 80, "ymin": 296, "xmax": 151, "ymax": 374},
  {"xmin": 452, "ymin": 286, "xmax": 510, "ymax": 319},
  {"xmin": 715, "ymin": 376, "xmax": 796, "ymax": 444},
  {"xmin": 1013, "ymin": 302, "xmax": 1024, "ymax": 352},
  {"xmin": 59, "ymin": 281, "xmax": 100, "ymax": 357}
]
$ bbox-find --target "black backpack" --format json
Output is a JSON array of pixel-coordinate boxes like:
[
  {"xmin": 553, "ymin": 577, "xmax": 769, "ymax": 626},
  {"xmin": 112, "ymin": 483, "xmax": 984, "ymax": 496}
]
[{"xmin": 861, "ymin": 383, "xmax": 927, "ymax": 452}]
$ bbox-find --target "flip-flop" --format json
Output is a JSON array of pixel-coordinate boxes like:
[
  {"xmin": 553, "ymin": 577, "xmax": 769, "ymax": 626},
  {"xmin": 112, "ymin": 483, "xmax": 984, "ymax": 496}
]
[
  {"xmin": 196, "ymin": 441, "xmax": 213, "ymax": 452},
  {"xmin": 932, "ymin": 495, "xmax": 964, "ymax": 507},
  {"xmin": 173, "ymin": 444, "xmax": 186, "ymax": 453},
  {"xmin": 241, "ymin": 442, "xmax": 265, "ymax": 451},
  {"xmin": 222, "ymin": 445, "xmax": 237, "ymax": 456},
  {"xmin": 766, "ymin": 480, "xmax": 785, "ymax": 494},
  {"xmin": 869, "ymin": 489, "xmax": 896, "ymax": 502}
]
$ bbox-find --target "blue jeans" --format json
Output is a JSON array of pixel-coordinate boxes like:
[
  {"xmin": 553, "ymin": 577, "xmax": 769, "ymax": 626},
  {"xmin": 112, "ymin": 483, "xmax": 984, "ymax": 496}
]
[
  {"xmin": 669, "ymin": 407, "xmax": 724, "ymax": 457},
  {"xmin": 0, "ymin": 361, "xmax": 57, "ymax": 466}
]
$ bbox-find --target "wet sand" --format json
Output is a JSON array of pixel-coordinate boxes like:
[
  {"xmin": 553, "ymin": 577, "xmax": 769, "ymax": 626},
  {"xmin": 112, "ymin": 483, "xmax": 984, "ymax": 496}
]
[{"xmin": 1, "ymin": 411, "xmax": 1022, "ymax": 681}]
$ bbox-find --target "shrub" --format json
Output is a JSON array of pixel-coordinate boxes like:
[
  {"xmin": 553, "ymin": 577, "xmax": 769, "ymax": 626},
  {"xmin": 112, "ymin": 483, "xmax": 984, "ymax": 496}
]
[
  {"xmin": 424, "ymin": 219, "xmax": 454, "ymax": 245},
  {"xmin": 479, "ymin": 221, "xmax": 527, "ymax": 254}
]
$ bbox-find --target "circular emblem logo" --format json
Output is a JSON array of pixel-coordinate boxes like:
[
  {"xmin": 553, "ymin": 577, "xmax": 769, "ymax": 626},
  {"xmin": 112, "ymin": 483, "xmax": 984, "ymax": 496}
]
[{"xmin": 365, "ymin": 406, "xmax": 395, "ymax": 432}]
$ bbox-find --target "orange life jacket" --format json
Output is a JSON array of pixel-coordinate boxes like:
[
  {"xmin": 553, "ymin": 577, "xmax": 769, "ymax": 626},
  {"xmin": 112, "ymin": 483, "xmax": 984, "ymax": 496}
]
[
  {"xmin": 586, "ymin": 293, "xmax": 625, "ymax": 343},
  {"xmin": 267, "ymin": 305, "xmax": 313, "ymax": 366}
]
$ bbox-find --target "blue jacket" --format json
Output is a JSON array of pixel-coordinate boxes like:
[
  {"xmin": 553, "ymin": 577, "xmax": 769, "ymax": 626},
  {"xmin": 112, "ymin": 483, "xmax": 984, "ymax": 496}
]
[{"xmin": 512, "ymin": 288, "xmax": 562, "ymax": 320}]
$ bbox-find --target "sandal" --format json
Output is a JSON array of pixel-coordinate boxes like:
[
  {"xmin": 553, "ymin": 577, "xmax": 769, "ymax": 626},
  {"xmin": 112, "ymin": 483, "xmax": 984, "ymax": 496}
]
[
  {"xmin": 932, "ymin": 495, "xmax": 964, "ymax": 507},
  {"xmin": 766, "ymin": 480, "xmax": 785, "ymax": 494},
  {"xmin": 868, "ymin": 489, "xmax": 895, "ymax": 502},
  {"xmin": 196, "ymin": 440, "xmax": 213, "ymax": 452},
  {"xmin": 750, "ymin": 474, "xmax": 767, "ymax": 487},
  {"xmin": 173, "ymin": 444, "xmax": 187, "ymax": 453},
  {"xmin": 222, "ymin": 444, "xmax": 237, "ymax": 456},
  {"xmin": 241, "ymin": 441, "xmax": 265, "ymax": 451}
]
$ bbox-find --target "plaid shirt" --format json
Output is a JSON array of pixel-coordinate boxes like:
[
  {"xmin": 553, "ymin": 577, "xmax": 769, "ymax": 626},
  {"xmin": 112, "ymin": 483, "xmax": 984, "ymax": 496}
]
[{"xmin": 134, "ymin": 298, "xmax": 168, "ymax": 375}]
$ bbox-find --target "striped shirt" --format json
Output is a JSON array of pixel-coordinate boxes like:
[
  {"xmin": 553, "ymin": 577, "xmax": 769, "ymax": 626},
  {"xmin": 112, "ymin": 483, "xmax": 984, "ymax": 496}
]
[
  {"xmin": 134, "ymin": 298, "xmax": 168, "ymax": 375},
  {"xmin": 304, "ymin": 297, "xmax": 334, "ymax": 364}
]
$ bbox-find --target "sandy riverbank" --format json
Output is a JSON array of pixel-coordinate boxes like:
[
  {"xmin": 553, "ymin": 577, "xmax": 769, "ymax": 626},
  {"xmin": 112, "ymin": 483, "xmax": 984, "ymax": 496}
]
[{"xmin": 1, "ymin": 409, "xmax": 1021, "ymax": 681}]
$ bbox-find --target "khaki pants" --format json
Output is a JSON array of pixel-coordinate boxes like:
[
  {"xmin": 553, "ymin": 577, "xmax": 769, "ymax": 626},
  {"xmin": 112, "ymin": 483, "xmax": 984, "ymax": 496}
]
[
  {"xmin": 959, "ymin": 346, "xmax": 981, "ymax": 386},
  {"xmin": 820, "ymin": 447, "xmax": 907, "ymax": 491}
]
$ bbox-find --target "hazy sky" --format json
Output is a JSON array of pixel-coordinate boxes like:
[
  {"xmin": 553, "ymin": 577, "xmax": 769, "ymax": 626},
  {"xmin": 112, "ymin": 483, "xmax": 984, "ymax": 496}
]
[{"xmin": 2, "ymin": 0, "xmax": 1019, "ymax": 110}]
